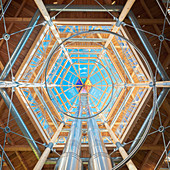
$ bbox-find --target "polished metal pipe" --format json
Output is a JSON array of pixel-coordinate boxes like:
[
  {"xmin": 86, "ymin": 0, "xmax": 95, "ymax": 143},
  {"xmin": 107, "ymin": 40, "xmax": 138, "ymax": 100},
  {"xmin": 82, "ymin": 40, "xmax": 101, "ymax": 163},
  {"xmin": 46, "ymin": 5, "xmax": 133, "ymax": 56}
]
[
  {"xmin": 87, "ymin": 118, "xmax": 112, "ymax": 170},
  {"xmin": 84, "ymin": 95, "xmax": 112, "ymax": 170},
  {"xmin": 55, "ymin": 106, "xmax": 82, "ymax": 170}
]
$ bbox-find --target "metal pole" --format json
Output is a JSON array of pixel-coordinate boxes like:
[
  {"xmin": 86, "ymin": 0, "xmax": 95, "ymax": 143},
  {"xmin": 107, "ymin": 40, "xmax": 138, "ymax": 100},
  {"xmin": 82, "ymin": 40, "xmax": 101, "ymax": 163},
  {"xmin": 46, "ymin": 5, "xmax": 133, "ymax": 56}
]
[
  {"xmin": 0, "ymin": 89, "xmax": 41, "ymax": 159},
  {"xmin": 0, "ymin": 10, "xmax": 40, "ymax": 80},
  {"xmin": 0, "ymin": 0, "xmax": 12, "ymax": 21},
  {"xmin": 100, "ymin": 115, "xmax": 137, "ymax": 170},
  {"xmin": 128, "ymin": 11, "xmax": 169, "ymax": 81},
  {"xmin": 128, "ymin": 88, "xmax": 169, "ymax": 152},
  {"xmin": 0, "ymin": 144, "xmax": 15, "ymax": 170},
  {"xmin": 84, "ymin": 94, "xmax": 112, "ymax": 170},
  {"xmin": 55, "ymin": 106, "xmax": 82, "ymax": 170}
]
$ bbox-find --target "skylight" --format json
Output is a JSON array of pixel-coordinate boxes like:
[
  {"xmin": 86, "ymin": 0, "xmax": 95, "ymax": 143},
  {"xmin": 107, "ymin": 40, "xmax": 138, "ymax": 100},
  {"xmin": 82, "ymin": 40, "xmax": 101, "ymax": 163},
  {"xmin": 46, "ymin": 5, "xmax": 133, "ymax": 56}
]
[{"xmin": 15, "ymin": 23, "xmax": 150, "ymax": 144}]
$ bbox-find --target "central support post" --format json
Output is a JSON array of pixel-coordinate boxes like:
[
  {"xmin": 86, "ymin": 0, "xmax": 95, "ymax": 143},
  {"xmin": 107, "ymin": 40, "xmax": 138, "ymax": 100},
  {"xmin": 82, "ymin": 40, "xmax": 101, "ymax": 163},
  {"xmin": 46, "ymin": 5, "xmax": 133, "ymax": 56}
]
[
  {"xmin": 55, "ymin": 104, "xmax": 83, "ymax": 170},
  {"xmin": 82, "ymin": 94, "xmax": 112, "ymax": 170}
]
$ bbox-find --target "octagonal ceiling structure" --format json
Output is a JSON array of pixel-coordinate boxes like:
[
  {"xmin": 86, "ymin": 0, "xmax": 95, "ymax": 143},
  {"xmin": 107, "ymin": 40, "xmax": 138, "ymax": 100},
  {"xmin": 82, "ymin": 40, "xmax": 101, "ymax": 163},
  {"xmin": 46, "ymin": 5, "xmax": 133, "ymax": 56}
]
[{"xmin": 14, "ymin": 22, "xmax": 151, "ymax": 145}]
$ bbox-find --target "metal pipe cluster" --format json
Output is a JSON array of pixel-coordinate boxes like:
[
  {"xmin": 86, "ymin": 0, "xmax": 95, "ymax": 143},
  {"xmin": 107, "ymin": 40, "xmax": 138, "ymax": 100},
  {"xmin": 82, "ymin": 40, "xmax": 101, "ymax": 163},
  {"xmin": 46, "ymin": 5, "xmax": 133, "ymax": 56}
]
[
  {"xmin": 82, "ymin": 94, "xmax": 112, "ymax": 170},
  {"xmin": 55, "ymin": 94, "xmax": 112, "ymax": 169}
]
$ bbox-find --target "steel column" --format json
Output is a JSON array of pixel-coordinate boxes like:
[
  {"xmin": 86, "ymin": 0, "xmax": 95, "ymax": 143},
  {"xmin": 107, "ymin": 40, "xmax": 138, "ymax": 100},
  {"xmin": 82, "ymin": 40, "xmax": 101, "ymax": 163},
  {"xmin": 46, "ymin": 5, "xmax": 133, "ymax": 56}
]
[
  {"xmin": 128, "ymin": 11, "xmax": 169, "ymax": 81},
  {"xmin": 84, "ymin": 94, "xmax": 112, "ymax": 170},
  {"xmin": 0, "ymin": 144, "xmax": 14, "ymax": 170},
  {"xmin": 0, "ymin": 0, "xmax": 12, "ymax": 21},
  {"xmin": 0, "ymin": 10, "xmax": 40, "ymax": 80},
  {"xmin": 100, "ymin": 115, "xmax": 137, "ymax": 170},
  {"xmin": 0, "ymin": 89, "xmax": 41, "ymax": 159},
  {"xmin": 128, "ymin": 88, "xmax": 169, "ymax": 152}
]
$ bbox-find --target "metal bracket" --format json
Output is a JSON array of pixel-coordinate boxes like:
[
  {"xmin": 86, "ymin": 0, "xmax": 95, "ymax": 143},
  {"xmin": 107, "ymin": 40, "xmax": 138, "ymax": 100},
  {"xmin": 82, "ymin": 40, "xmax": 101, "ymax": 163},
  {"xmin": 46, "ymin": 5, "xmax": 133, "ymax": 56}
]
[
  {"xmin": 61, "ymin": 121, "xmax": 65, "ymax": 125},
  {"xmin": 149, "ymin": 82, "xmax": 154, "ymax": 87},
  {"xmin": 46, "ymin": 142, "xmax": 54, "ymax": 150},
  {"xmin": 116, "ymin": 19, "xmax": 122, "ymax": 27},
  {"xmin": 47, "ymin": 19, "xmax": 53, "ymax": 26},
  {"xmin": 116, "ymin": 142, "xmax": 122, "ymax": 149}
]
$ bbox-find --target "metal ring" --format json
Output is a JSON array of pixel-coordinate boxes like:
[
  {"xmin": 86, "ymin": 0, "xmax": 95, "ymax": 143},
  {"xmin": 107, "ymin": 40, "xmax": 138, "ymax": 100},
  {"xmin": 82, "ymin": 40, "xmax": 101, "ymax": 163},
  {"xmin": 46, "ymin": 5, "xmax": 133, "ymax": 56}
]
[
  {"xmin": 158, "ymin": 126, "xmax": 165, "ymax": 133},
  {"xmin": 45, "ymin": 30, "xmax": 155, "ymax": 169},
  {"xmin": 3, "ymin": 33, "xmax": 10, "ymax": 41},
  {"xmin": 158, "ymin": 34, "xmax": 165, "ymax": 42}
]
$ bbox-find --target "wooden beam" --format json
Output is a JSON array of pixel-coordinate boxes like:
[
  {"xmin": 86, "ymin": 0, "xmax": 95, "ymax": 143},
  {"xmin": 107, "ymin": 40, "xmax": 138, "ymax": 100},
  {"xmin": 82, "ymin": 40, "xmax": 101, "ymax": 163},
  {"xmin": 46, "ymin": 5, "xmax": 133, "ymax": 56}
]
[
  {"xmin": 3, "ymin": 144, "xmax": 165, "ymax": 152},
  {"xmin": 107, "ymin": 88, "xmax": 126, "ymax": 120},
  {"xmin": 15, "ymin": 88, "xmax": 49, "ymax": 143},
  {"xmin": 33, "ymin": 118, "xmax": 66, "ymax": 170},
  {"xmin": 120, "ymin": 26, "xmax": 151, "ymax": 81},
  {"xmin": 120, "ymin": 88, "xmax": 152, "ymax": 142},
  {"xmin": 104, "ymin": 0, "xmax": 136, "ymax": 48},
  {"xmin": 0, "ymin": 61, "xmax": 4, "ymax": 71}
]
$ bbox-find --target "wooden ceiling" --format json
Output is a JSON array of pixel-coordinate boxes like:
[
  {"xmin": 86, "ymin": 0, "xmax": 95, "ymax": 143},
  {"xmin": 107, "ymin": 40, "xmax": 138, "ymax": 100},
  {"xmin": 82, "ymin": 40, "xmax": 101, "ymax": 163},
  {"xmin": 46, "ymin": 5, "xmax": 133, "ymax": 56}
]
[{"xmin": 0, "ymin": 0, "xmax": 170, "ymax": 169}]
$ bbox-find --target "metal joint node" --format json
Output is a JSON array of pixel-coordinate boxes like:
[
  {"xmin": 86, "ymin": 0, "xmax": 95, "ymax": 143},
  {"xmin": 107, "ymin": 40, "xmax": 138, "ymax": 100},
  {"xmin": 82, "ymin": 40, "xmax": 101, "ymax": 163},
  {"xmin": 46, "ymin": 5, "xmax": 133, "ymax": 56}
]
[
  {"xmin": 51, "ymin": 16, "xmax": 55, "ymax": 20},
  {"xmin": 149, "ymin": 82, "xmax": 154, "ymax": 87},
  {"xmin": 116, "ymin": 142, "xmax": 122, "ymax": 149},
  {"xmin": 12, "ymin": 87, "xmax": 15, "ymax": 92},
  {"xmin": 82, "ymin": 130, "xmax": 87, "ymax": 134},
  {"xmin": 47, "ymin": 19, "xmax": 53, "ymax": 26},
  {"xmin": 3, "ymin": 126, "xmax": 10, "ymax": 134},
  {"xmin": 122, "ymin": 22, "xmax": 126, "ymax": 27},
  {"xmin": 3, "ymin": 33, "xmax": 10, "ymax": 41},
  {"xmin": 47, "ymin": 142, "xmax": 54, "ymax": 150},
  {"xmin": 103, "ymin": 120, "xmax": 107, "ymax": 125},
  {"xmin": 158, "ymin": 126, "xmax": 165, "ymax": 133},
  {"xmin": 116, "ymin": 20, "xmax": 122, "ymax": 27},
  {"xmin": 61, "ymin": 121, "xmax": 65, "ymax": 125},
  {"xmin": 124, "ymin": 83, "xmax": 127, "ymax": 88},
  {"xmin": 158, "ymin": 34, "xmax": 165, "ymax": 42}
]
